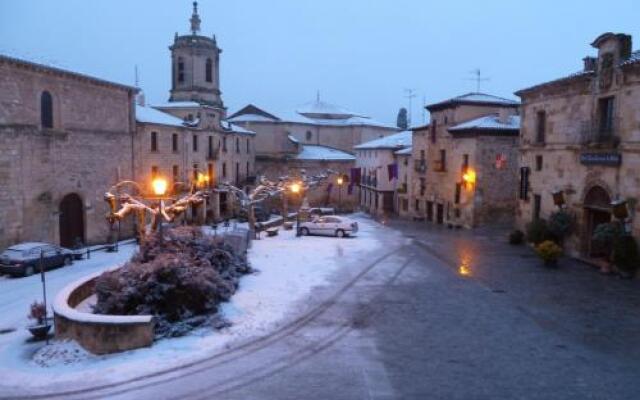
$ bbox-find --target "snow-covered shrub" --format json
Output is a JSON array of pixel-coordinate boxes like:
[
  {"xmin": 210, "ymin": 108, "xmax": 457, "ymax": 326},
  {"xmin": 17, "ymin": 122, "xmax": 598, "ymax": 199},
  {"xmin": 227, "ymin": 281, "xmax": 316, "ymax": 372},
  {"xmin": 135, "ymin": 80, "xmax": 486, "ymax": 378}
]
[{"xmin": 93, "ymin": 227, "xmax": 251, "ymax": 337}]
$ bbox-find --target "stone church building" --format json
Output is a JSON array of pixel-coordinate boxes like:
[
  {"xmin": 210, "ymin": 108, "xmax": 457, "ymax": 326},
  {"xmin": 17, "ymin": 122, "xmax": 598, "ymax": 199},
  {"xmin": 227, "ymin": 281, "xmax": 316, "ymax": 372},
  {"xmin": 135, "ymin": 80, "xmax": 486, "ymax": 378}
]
[{"xmin": 0, "ymin": 2, "xmax": 254, "ymax": 249}]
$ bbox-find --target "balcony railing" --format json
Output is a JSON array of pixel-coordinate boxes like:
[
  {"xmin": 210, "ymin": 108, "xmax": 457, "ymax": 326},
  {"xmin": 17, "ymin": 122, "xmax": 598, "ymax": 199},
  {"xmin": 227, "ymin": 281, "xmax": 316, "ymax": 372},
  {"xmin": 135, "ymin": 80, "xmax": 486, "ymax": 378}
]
[
  {"xmin": 579, "ymin": 118, "xmax": 621, "ymax": 147},
  {"xmin": 362, "ymin": 176, "xmax": 377, "ymax": 187},
  {"xmin": 414, "ymin": 159, "xmax": 427, "ymax": 174}
]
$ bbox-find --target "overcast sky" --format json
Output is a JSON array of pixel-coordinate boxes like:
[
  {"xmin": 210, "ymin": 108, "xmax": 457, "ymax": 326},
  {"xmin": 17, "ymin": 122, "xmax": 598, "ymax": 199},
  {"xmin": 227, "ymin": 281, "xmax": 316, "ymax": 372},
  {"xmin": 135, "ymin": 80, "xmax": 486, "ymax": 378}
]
[{"xmin": 1, "ymin": 1, "xmax": 639, "ymax": 125}]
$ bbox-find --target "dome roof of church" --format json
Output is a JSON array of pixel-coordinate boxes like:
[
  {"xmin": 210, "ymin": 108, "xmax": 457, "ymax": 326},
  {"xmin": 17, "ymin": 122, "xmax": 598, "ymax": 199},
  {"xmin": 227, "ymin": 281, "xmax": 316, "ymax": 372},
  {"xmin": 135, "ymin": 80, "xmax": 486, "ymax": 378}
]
[{"xmin": 296, "ymin": 100, "xmax": 360, "ymax": 120}]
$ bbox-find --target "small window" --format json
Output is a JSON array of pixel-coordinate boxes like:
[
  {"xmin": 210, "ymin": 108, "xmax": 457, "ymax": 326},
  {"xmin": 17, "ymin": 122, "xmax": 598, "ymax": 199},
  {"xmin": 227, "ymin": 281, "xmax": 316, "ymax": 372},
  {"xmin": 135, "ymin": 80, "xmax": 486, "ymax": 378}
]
[
  {"xmin": 430, "ymin": 121, "xmax": 437, "ymax": 143},
  {"xmin": 236, "ymin": 138, "xmax": 240, "ymax": 153},
  {"xmin": 535, "ymin": 155, "xmax": 543, "ymax": 171},
  {"xmin": 222, "ymin": 162, "xmax": 227, "ymax": 178},
  {"xmin": 519, "ymin": 167, "xmax": 530, "ymax": 200},
  {"xmin": 533, "ymin": 194, "xmax": 542, "ymax": 221},
  {"xmin": 172, "ymin": 133, "xmax": 179, "ymax": 152},
  {"xmin": 415, "ymin": 199, "xmax": 420, "ymax": 212},
  {"xmin": 178, "ymin": 58, "xmax": 185, "ymax": 83},
  {"xmin": 207, "ymin": 163, "xmax": 214, "ymax": 187},
  {"xmin": 172, "ymin": 165, "xmax": 179, "ymax": 181},
  {"xmin": 455, "ymin": 183, "xmax": 462, "ymax": 204},
  {"xmin": 246, "ymin": 138, "xmax": 250, "ymax": 153},
  {"xmin": 306, "ymin": 131, "xmax": 312, "ymax": 141},
  {"xmin": 598, "ymin": 97, "xmax": 615, "ymax": 136},
  {"xmin": 205, "ymin": 58, "xmax": 213, "ymax": 83},
  {"xmin": 193, "ymin": 135, "xmax": 198, "ymax": 152},
  {"xmin": 192, "ymin": 164, "xmax": 199, "ymax": 181},
  {"xmin": 535, "ymin": 111, "xmax": 546, "ymax": 144},
  {"xmin": 150, "ymin": 131, "xmax": 158, "ymax": 152},
  {"xmin": 208, "ymin": 136, "xmax": 214, "ymax": 157},
  {"xmin": 462, "ymin": 154, "xmax": 469, "ymax": 172},
  {"xmin": 223, "ymin": 137, "xmax": 228, "ymax": 152},
  {"xmin": 41, "ymin": 91, "xmax": 53, "ymax": 128}
]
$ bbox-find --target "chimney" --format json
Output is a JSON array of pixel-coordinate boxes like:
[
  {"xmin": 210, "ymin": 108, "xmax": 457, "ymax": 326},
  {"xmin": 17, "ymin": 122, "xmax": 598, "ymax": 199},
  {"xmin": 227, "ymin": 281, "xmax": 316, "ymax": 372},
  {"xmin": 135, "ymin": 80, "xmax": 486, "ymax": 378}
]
[
  {"xmin": 136, "ymin": 92, "xmax": 146, "ymax": 107},
  {"xmin": 583, "ymin": 56, "xmax": 597, "ymax": 72},
  {"xmin": 498, "ymin": 108, "xmax": 512, "ymax": 124}
]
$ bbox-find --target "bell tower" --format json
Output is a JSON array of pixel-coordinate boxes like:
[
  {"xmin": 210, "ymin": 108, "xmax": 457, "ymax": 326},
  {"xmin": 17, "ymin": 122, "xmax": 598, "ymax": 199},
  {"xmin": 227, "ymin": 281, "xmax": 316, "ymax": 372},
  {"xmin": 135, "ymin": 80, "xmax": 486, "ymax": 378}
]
[{"xmin": 169, "ymin": 2, "xmax": 223, "ymax": 108}]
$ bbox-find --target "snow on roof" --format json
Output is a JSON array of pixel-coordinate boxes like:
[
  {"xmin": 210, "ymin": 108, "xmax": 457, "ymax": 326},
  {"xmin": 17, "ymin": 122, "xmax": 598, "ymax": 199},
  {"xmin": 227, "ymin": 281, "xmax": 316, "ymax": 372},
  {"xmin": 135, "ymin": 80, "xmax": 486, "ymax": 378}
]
[
  {"xmin": 152, "ymin": 101, "xmax": 202, "ymax": 109},
  {"xmin": 136, "ymin": 104, "xmax": 186, "ymax": 127},
  {"xmin": 395, "ymin": 146, "xmax": 413, "ymax": 156},
  {"xmin": 622, "ymin": 50, "xmax": 640, "ymax": 66},
  {"xmin": 354, "ymin": 131, "xmax": 412, "ymax": 150},
  {"xmin": 0, "ymin": 52, "xmax": 136, "ymax": 92},
  {"xmin": 227, "ymin": 113, "xmax": 279, "ymax": 123},
  {"xmin": 448, "ymin": 114, "xmax": 521, "ymax": 132},
  {"xmin": 295, "ymin": 145, "xmax": 355, "ymax": 161},
  {"xmin": 288, "ymin": 134, "xmax": 300, "ymax": 144},
  {"xmin": 427, "ymin": 92, "xmax": 519, "ymax": 111},
  {"xmin": 296, "ymin": 100, "xmax": 358, "ymax": 119},
  {"xmin": 221, "ymin": 120, "xmax": 256, "ymax": 135}
]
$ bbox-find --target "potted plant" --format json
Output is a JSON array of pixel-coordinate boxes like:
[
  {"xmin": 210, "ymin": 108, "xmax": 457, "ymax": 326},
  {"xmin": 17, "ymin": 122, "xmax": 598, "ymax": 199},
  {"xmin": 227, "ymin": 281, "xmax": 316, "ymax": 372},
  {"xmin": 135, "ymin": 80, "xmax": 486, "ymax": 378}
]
[
  {"xmin": 592, "ymin": 222, "xmax": 623, "ymax": 274},
  {"xmin": 612, "ymin": 234, "xmax": 639, "ymax": 279},
  {"xmin": 535, "ymin": 240, "xmax": 563, "ymax": 268},
  {"xmin": 27, "ymin": 301, "xmax": 51, "ymax": 340},
  {"xmin": 548, "ymin": 210, "xmax": 573, "ymax": 244},
  {"xmin": 526, "ymin": 219, "xmax": 550, "ymax": 245}
]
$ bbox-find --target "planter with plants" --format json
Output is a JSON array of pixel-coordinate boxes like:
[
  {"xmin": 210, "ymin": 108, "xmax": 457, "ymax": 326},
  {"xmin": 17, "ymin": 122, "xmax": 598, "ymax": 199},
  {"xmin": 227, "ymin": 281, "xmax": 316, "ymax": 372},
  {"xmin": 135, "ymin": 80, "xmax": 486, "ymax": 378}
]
[
  {"xmin": 526, "ymin": 219, "xmax": 552, "ymax": 245},
  {"xmin": 535, "ymin": 240, "xmax": 563, "ymax": 268},
  {"xmin": 612, "ymin": 234, "xmax": 639, "ymax": 279},
  {"xmin": 547, "ymin": 210, "xmax": 573, "ymax": 244},
  {"xmin": 27, "ymin": 301, "xmax": 51, "ymax": 340},
  {"xmin": 591, "ymin": 221, "xmax": 623, "ymax": 274}
]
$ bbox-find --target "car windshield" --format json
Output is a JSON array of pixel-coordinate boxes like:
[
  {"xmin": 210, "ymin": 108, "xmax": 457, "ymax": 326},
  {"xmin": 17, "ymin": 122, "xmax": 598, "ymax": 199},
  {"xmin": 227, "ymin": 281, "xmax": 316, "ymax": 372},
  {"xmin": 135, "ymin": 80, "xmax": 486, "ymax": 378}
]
[{"xmin": 1, "ymin": 249, "xmax": 28, "ymax": 259}]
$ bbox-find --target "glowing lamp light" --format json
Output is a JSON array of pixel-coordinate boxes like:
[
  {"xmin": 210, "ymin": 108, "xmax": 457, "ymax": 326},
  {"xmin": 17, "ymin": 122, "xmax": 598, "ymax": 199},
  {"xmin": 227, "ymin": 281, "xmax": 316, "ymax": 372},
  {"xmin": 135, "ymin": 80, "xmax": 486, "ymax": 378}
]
[
  {"xmin": 196, "ymin": 172, "xmax": 210, "ymax": 188},
  {"xmin": 337, "ymin": 176, "xmax": 344, "ymax": 186},
  {"xmin": 290, "ymin": 182, "xmax": 301, "ymax": 194},
  {"xmin": 462, "ymin": 168, "xmax": 476, "ymax": 187},
  {"xmin": 458, "ymin": 265, "xmax": 472, "ymax": 276},
  {"xmin": 152, "ymin": 178, "xmax": 168, "ymax": 196}
]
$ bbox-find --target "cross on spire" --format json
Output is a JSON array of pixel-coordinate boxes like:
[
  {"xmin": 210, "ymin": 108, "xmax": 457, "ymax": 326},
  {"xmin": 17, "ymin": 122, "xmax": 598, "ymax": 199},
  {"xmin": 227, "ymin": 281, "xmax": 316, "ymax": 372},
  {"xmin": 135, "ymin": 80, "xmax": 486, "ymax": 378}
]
[
  {"xmin": 467, "ymin": 69, "xmax": 490, "ymax": 92},
  {"xmin": 190, "ymin": 1, "xmax": 201, "ymax": 35}
]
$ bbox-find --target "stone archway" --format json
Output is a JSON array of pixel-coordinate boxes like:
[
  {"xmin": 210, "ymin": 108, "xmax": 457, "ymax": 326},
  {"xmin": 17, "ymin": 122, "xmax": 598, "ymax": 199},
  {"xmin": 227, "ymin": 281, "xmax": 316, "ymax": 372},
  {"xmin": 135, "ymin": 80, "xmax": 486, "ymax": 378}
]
[
  {"xmin": 59, "ymin": 193, "xmax": 85, "ymax": 248},
  {"xmin": 582, "ymin": 185, "xmax": 612, "ymax": 257}
]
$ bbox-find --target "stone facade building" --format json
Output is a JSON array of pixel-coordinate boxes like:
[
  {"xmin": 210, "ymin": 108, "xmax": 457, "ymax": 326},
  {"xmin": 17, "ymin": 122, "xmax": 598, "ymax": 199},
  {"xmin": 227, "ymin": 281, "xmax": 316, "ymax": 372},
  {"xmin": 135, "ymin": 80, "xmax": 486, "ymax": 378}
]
[
  {"xmin": 0, "ymin": 54, "xmax": 137, "ymax": 249},
  {"xmin": 0, "ymin": 2, "xmax": 255, "ymax": 249},
  {"xmin": 411, "ymin": 93, "xmax": 520, "ymax": 228},
  {"xmin": 394, "ymin": 146, "xmax": 413, "ymax": 218},
  {"xmin": 228, "ymin": 101, "xmax": 398, "ymax": 210},
  {"xmin": 354, "ymin": 131, "xmax": 412, "ymax": 216},
  {"xmin": 515, "ymin": 32, "xmax": 640, "ymax": 258}
]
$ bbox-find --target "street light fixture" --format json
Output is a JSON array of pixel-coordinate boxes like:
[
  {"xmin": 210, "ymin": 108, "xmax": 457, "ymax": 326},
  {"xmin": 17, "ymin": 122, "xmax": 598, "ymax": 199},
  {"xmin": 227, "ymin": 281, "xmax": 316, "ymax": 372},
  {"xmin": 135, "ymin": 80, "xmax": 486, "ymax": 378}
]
[{"xmin": 336, "ymin": 176, "xmax": 344, "ymax": 213}]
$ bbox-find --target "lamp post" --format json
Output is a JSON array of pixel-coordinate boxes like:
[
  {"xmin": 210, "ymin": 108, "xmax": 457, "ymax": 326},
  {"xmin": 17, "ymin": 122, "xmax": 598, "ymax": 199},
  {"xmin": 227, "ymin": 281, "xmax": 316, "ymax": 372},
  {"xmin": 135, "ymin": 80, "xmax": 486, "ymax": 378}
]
[
  {"xmin": 290, "ymin": 182, "xmax": 302, "ymax": 236},
  {"xmin": 152, "ymin": 177, "xmax": 168, "ymax": 245},
  {"xmin": 336, "ymin": 176, "xmax": 344, "ymax": 213}
]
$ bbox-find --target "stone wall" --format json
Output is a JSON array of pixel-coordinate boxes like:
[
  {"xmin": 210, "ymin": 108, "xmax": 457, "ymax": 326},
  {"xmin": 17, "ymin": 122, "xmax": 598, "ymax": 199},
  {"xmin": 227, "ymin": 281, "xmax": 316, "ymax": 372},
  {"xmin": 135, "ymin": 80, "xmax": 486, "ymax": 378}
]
[{"xmin": 0, "ymin": 57, "xmax": 136, "ymax": 249}]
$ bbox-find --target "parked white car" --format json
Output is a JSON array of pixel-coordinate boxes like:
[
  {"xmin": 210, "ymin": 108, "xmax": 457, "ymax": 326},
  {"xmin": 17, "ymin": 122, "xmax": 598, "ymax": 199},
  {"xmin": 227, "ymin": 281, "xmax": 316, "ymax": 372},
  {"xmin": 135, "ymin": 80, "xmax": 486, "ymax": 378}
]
[{"xmin": 299, "ymin": 216, "xmax": 358, "ymax": 238}]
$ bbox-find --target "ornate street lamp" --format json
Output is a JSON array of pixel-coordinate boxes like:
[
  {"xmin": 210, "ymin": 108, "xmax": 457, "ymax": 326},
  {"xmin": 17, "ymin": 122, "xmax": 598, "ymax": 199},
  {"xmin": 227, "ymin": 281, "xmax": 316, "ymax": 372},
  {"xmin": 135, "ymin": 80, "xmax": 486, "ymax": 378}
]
[{"xmin": 552, "ymin": 190, "xmax": 565, "ymax": 209}]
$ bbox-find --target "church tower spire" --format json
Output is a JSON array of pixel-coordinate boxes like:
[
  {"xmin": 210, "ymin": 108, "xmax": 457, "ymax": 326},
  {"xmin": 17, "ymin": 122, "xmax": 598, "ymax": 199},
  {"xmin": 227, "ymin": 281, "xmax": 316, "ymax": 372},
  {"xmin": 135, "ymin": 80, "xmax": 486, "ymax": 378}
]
[
  {"xmin": 190, "ymin": 1, "xmax": 201, "ymax": 35},
  {"xmin": 169, "ymin": 1, "xmax": 224, "ymax": 108}
]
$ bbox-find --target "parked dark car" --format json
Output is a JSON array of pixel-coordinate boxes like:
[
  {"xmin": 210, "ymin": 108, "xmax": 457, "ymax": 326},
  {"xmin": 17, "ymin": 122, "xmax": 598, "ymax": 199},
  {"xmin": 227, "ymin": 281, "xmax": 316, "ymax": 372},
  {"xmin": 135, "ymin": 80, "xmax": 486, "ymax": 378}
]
[
  {"xmin": 0, "ymin": 242, "xmax": 74, "ymax": 277},
  {"xmin": 237, "ymin": 206, "xmax": 270, "ymax": 223}
]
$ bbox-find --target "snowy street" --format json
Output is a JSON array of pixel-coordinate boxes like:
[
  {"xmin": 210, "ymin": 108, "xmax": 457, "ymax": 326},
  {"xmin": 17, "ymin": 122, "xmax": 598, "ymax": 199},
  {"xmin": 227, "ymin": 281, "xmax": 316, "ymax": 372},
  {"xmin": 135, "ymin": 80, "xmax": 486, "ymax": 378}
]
[{"xmin": 1, "ymin": 214, "xmax": 640, "ymax": 399}]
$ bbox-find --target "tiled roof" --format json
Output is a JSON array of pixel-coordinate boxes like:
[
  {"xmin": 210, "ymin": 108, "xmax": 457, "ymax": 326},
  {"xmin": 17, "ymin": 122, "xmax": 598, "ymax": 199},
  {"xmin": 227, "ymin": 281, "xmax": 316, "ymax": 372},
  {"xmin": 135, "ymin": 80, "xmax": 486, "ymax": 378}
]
[
  {"xmin": 427, "ymin": 92, "xmax": 519, "ymax": 111},
  {"xmin": 394, "ymin": 146, "xmax": 412, "ymax": 156},
  {"xmin": 448, "ymin": 114, "xmax": 520, "ymax": 132},
  {"xmin": 295, "ymin": 145, "xmax": 355, "ymax": 161},
  {"xmin": 354, "ymin": 131, "xmax": 412, "ymax": 150},
  {"xmin": 221, "ymin": 120, "xmax": 256, "ymax": 136},
  {"xmin": 515, "ymin": 70, "xmax": 594, "ymax": 96},
  {"xmin": 136, "ymin": 104, "xmax": 186, "ymax": 127}
]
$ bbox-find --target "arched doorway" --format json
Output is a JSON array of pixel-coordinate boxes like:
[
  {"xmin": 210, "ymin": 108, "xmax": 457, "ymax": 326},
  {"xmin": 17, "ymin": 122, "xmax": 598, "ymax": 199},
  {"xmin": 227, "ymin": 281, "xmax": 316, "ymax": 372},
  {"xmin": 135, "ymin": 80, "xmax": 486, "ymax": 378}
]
[
  {"xmin": 59, "ymin": 193, "xmax": 85, "ymax": 248},
  {"xmin": 583, "ymin": 186, "xmax": 611, "ymax": 257}
]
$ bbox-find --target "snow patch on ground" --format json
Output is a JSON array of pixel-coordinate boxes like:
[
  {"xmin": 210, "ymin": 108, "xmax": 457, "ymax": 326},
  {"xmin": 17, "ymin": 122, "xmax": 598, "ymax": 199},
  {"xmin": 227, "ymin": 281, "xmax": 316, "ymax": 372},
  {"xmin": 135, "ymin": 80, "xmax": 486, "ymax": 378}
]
[
  {"xmin": 0, "ymin": 214, "xmax": 396, "ymax": 393},
  {"xmin": 33, "ymin": 340, "xmax": 95, "ymax": 368}
]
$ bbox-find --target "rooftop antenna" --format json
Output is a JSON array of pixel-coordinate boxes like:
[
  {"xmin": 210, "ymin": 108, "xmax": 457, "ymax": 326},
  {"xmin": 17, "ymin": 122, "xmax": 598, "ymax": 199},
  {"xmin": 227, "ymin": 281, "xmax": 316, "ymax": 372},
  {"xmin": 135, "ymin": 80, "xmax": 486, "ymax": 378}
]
[
  {"xmin": 404, "ymin": 88, "xmax": 416, "ymax": 127},
  {"xmin": 421, "ymin": 93, "xmax": 427, "ymax": 125},
  {"xmin": 134, "ymin": 65, "xmax": 139, "ymax": 87},
  {"xmin": 466, "ymin": 69, "xmax": 490, "ymax": 93}
]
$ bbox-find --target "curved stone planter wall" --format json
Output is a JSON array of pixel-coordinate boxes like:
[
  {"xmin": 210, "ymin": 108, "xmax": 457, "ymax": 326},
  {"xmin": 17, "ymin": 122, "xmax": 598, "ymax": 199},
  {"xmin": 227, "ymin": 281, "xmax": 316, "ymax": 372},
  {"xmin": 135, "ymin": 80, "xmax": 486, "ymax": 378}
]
[{"xmin": 53, "ymin": 270, "xmax": 154, "ymax": 355}]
